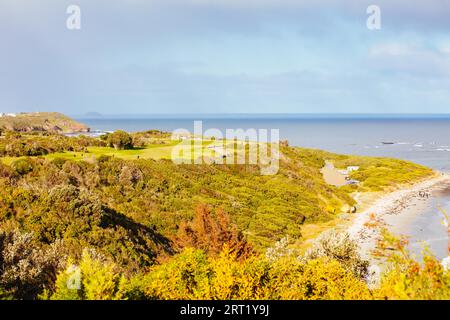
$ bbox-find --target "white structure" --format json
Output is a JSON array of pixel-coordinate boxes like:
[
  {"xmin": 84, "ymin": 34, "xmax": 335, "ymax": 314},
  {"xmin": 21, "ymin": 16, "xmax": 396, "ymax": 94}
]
[
  {"xmin": 338, "ymin": 166, "xmax": 360, "ymax": 175},
  {"xmin": 442, "ymin": 256, "xmax": 450, "ymax": 271},
  {"xmin": 0, "ymin": 113, "xmax": 17, "ymax": 117}
]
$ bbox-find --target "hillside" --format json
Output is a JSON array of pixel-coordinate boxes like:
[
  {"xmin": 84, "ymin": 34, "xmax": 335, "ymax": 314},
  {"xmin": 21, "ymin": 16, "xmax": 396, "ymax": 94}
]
[
  {"xmin": 0, "ymin": 130, "xmax": 439, "ymax": 300},
  {"xmin": 0, "ymin": 112, "xmax": 89, "ymax": 133},
  {"xmin": 0, "ymin": 131, "xmax": 433, "ymax": 253}
]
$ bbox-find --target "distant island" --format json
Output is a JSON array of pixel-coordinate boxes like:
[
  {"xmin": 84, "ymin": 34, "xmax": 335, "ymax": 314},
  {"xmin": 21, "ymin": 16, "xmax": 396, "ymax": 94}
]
[{"xmin": 0, "ymin": 112, "xmax": 90, "ymax": 133}]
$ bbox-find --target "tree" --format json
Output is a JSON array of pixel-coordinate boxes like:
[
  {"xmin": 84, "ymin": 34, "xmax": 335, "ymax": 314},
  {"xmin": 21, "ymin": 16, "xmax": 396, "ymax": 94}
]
[
  {"xmin": 106, "ymin": 130, "xmax": 133, "ymax": 150},
  {"xmin": 176, "ymin": 204, "xmax": 253, "ymax": 260}
]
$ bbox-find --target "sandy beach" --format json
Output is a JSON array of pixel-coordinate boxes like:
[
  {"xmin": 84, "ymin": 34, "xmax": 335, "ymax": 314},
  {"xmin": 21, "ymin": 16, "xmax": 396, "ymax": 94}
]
[{"xmin": 347, "ymin": 172, "xmax": 450, "ymax": 261}]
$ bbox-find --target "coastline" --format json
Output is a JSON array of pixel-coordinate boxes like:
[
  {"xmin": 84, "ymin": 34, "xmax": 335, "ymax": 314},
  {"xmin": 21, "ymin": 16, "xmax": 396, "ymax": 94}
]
[{"xmin": 347, "ymin": 172, "xmax": 450, "ymax": 261}]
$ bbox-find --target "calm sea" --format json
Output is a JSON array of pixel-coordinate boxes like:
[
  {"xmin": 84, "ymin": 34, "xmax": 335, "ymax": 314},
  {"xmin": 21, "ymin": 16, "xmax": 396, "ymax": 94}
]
[{"xmin": 76, "ymin": 116, "xmax": 450, "ymax": 258}]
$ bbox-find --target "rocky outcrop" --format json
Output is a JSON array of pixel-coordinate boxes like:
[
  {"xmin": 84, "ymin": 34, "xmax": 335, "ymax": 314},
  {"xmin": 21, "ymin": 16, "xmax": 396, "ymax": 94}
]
[{"xmin": 0, "ymin": 112, "xmax": 90, "ymax": 133}]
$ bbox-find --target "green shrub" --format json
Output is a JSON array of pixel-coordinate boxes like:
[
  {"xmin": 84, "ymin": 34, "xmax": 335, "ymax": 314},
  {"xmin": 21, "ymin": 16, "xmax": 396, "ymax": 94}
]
[
  {"xmin": 106, "ymin": 130, "xmax": 133, "ymax": 150},
  {"xmin": 11, "ymin": 158, "xmax": 33, "ymax": 175}
]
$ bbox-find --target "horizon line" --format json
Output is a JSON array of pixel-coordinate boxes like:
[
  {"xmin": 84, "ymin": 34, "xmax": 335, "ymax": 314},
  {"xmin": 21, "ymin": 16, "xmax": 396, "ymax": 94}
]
[{"xmin": 72, "ymin": 112, "xmax": 450, "ymax": 119}]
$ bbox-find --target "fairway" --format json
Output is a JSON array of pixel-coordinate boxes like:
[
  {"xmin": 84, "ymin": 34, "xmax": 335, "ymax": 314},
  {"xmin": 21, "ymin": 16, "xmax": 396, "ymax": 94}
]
[
  {"xmin": 0, "ymin": 137, "xmax": 269, "ymax": 167},
  {"xmin": 0, "ymin": 139, "xmax": 220, "ymax": 164}
]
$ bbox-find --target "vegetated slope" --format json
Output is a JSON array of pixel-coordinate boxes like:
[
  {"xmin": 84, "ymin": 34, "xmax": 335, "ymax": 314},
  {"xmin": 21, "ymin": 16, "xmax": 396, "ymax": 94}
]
[
  {"xmin": 284, "ymin": 147, "xmax": 434, "ymax": 192},
  {"xmin": 0, "ymin": 133, "xmax": 105, "ymax": 158},
  {"xmin": 0, "ymin": 112, "xmax": 89, "ymax": 133},
  {"xmin": 0, "ymin": 138, "xmax": 433, "ymax": 268}
]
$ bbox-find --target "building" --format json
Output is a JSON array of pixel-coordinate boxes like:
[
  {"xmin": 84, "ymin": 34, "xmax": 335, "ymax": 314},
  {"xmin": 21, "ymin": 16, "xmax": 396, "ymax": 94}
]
[
  {"xmin": 0, "ymin": 113, "xmax": 17, "ymax": 117},
  {"xmin": 346, "ymin": 179, "xmax": 360, "ymax": 185}
]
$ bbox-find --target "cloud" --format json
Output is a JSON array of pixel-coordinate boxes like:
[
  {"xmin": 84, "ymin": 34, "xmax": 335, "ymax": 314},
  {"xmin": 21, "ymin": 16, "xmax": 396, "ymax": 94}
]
[
  {"xmin": 438, "ymin": 42, "xmax": 450, "ymax": 54},
  {"xmin": 368, "ymin": 42, "xmax": 450, "ymax": 78},
  {"xmin": 1, "ymin": 1, "xmax": 450, "ymax": 114},
  {"xmin": 369, "ymin": 43, "xmax": 417, "ymax": 57}
]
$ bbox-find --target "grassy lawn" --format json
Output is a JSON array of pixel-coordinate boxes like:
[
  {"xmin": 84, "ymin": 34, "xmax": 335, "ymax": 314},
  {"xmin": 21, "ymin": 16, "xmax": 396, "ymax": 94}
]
[
  {"xmin": 1, "ymin": 140, "xmax": 221, "ymax": 164},
  {"xmin": 0, "ymin": 133, "xmax": 269, "ymax": 165}
]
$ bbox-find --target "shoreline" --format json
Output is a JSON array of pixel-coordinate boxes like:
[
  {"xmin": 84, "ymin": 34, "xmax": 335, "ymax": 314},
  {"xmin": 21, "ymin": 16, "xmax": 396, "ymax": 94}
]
[{"xmin": 347, "ymin": 172, "xmax": 450, "ymax": 261}]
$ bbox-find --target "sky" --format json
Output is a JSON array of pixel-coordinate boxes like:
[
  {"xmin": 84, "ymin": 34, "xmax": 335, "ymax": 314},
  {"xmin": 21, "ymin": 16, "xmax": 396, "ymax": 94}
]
[{"xmin": 1, "ymin": 0, "xmax": 450, "ymax": 115}]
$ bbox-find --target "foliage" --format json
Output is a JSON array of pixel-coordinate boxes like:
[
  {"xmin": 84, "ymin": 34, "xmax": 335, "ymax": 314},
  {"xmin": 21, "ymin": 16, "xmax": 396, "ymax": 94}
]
[
  {"xmin": 141, "ymin": 247, "xmax": 370, "ymax": 300},
  {"xmin": 265, "ymin": 237, "xmax": 295, "ymax": 263},
  {"xmin": 0, "ymin": 132, "xmax": 105, "ymax": 157},
  {"xmin": 331, "ymin": 155, "xmax": 433, "ymax": 192},
  {"xmin": 11, "ymin": 158, "xmax": 33, "ymax": 175},
  {"xmin": 267, "ymin": 257, "xmax": 371, "ymax": 300},
  {"xmin": 301, "ymin": 231, "xmax": 369, "ymax": 280},
  {"xmin": 176, "ymin": 204, "xmax": 253, "ymax": 259},
  {"xmin": 142, "ymin": 248, "xmax": 213, "ymax": 299},
  {"xmin": 7, "ymin": 228, "xmax": 448, "ymax": 301},
  {"xmin": 0, "ymin": 167, "xmax": 173, "ymax": 271},
  {"xmin": 0, "ymin": 148, "xmax": 357, "ymax": 250},
  {"xmin": 0, "ymin": 133, "xmax": 439, "ymax": 300},
  {"xmin": 0, "ymin": 230, "xmax": 66, "ymax": 299},
  {"xmin": 106, "ymin": 130, "xmax": 133, "ymax": 150},
  {"xmin": 374, "ymin": 231, "xmax": 450, "ymax": 300},
  {"xmin": 377, "ymin": 255, "xmax": 450, "ymax": 300},
  {"xmin": 1, "ymin": 135, "xmax": 432, "ymax": 251},
  {"xmin": 0, "ymin": 287, "xmax": 13, "ymax": 300},
  {"xmin": 48, "ymin": 249, "xmax": 126, "ymax": 300}
]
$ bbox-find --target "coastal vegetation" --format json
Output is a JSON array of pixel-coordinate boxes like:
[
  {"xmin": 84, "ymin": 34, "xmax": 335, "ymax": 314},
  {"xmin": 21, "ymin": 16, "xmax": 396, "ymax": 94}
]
[
  {"xmin": 0, "ymin": 128, "xmax": 445, "ymax": 300},
  {"xmin": 283, "ymin": 147, "xmax": 433, "ymax": 193},
  {"xmin": 104, "ymin": 130, "xmax": 133, "ymax": 150},
  {"xmin": 0, "ymin": 132, "xmax": 105, "ymax": 158}
]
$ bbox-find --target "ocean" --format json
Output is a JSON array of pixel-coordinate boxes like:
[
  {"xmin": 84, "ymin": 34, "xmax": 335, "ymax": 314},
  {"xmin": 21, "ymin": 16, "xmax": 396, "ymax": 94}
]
[
  {"xmin": 76, "ymin": 116, "xmax": 450, "ymax": 172},
  {"xmin": 76, "ymin": 115, "xmax": 450, "ymax": 258}
]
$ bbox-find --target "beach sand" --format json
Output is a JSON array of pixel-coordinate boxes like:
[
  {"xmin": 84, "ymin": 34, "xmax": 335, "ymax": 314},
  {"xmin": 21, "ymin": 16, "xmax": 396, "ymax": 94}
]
[
  {"xmin": 347, "ymin": 173, "xmax": 450, "ymax": 261},
  {"xmin": 320, "ymin": 161, "xmax": 347, "ymax": 187}
]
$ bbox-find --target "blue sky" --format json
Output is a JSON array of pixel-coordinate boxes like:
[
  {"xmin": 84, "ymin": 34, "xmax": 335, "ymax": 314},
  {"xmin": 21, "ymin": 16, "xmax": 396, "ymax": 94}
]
[{"xmin": 1, "ymin": 0, "xmax": 450, "ymax": 114}]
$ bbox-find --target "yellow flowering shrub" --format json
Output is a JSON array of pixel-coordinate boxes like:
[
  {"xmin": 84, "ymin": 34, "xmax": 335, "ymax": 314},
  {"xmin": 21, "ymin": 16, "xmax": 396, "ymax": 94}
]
[
  {"xmin": 268, "ymin": 257, "xmax": 371, "ymax": 300},
  {"xmin": 46, "ymin": 250, "xmax": 126, "ymax": 300},
  {"xmin": 208, "ymin": 247, "xmax": 270, "ymax": 300},
  {"xmin": 42, "ymin": 232, "xmax": 449, "ymax": 300},
  {"xmin": 376, "ymin": 256, "xmax": 450, "ymax": 300},
  {"xmin": 141, "ymin": 247, "xmax": 370, "ymax": 300},
  {"xmin": 143, "ymin": 248, "xmax": 213, "ymax": 300},
  {"xmin": 374, "ymin": 230, "xmax": 450, "ymax": 300}
]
